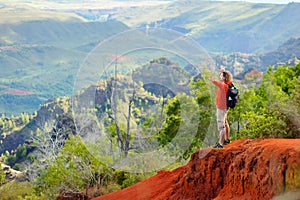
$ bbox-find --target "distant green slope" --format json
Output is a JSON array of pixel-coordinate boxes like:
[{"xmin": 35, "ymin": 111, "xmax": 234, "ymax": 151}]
[
  {"xmin": 113, "ymin": 0, "xmax": 300, "ymax": 53},
  {"xmin": 0, "ymin": 20, "xmax": 129, "ymax": 115},
  {"xmin": 2, "ymin": 0, "xmax": 300, "ymax": 115},
  {"xmin": 0, "ymin": 20, "xmax": 129, "ymax": 48}
]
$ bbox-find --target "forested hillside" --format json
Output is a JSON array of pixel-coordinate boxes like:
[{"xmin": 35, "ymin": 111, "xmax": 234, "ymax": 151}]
[
  {"xmin": 0, "ymin": 20, "xmax": 129, "ymax": 115},
  {"xmin": 0, "ymin": 58, "xmax": 299, "ymax": 199},
  {"xmin": 1, "ymin": 1, "xmax": 300, "ymax": 115},
  {"xmin": 214, "ymin": 37, "xmax": 300, "ymax": 76},
  {"xmin": 114, "ymin": 0, "xmax": 300, "ymax": 53},
  {"xmin": 1, "ymin": 1, "xmax": 300, "ymax": 199}
]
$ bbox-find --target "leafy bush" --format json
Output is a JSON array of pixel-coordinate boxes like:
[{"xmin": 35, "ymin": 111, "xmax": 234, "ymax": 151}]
[
  {"xmin": 0, "ymin": 170, "xmax": 6, "ymax": 185},
  {"xmin": 3, "ymin": 144, "xmax": 28, "ymax": 169},
  {"xmin": 238, "ymin": 110, "xmax": 287, "ymax": 139},
  {"xmin": 230, "ymin": 64, "xmax": 300, "ymax": 139},
  {"xmin": 0, "ymin": 181, "xmax": 44, "ymax": 200},
  {"xmin": 34, "ymin": 135, "xmax": 114, "ymax": 198}
]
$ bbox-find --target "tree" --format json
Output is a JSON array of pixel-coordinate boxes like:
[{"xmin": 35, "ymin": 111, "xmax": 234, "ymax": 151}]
[
  {"xmin": 158, "ymin": 96, "xmax": 181, "ymax": 145},
  {"xmin": 0, "ymin": 169, "xmax": 6, "ymax": 185},
  {"xmin": 233, "ymin": 65, "xmax": 300, "ymax": 139},
  {"xmin": 15, "ymin": 144, "xmax": 27, "ymax": 161},
  {"xmin": 26, "ymin": 121, "xmax": 69, "ymax": 182},
  {"xmin": 35, "ymin": 135, "xmax": 112, "ymax": 198},
  {"xmin": 106, "ymin": 69, "xmax": 138, "ymax": 157},
  {"xmin": 157, "ymin": 92, "xmax": 201, "ymax": 159}
]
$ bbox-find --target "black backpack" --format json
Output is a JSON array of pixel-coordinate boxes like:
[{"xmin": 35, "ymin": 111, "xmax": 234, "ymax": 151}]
[{"xmin": 226, "ymin": 83, "xmax": 239, "ymax": 109}]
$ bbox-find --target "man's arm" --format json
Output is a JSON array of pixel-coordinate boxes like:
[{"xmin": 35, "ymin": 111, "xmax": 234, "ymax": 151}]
[{"xmin": 209, "ymin": 76, "xmax": 223, "ymax": 88}]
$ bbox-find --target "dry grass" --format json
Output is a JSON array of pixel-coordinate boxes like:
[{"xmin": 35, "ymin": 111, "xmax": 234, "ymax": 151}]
[
  {"xmin": 0, "ymin": 0, "xmax": 171, "ymax": 25},
  {"xmin": 0, "ymin": 9, "xmax": 86, "ymax": 24}
]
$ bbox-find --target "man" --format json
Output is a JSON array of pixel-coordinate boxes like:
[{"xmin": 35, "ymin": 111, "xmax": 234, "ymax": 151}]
[{"xmin": 209, "ymin": 68, "xmax": 232, "ymax": 148}]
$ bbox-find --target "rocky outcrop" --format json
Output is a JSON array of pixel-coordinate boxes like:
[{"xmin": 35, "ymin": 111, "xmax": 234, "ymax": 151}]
[
  {"xmin": 93, "ymin": 139, "xmax": 300, "ymax": 200},
  {"xmin": 56, "ymin": 191, "xmax": 89, "ymax": 200},
  {"xmin": 0, "ymin": 163, "xmax": 28, "ymax": 183}
]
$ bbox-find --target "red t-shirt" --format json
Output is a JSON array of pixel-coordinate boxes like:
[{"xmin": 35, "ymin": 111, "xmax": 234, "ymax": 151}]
[{"xmin": 211, "ymin": 80, "xmax": 232, "ymax": 109}]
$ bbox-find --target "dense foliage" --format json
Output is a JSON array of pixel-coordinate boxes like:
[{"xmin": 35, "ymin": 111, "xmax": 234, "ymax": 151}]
[
  {"xmin": 230, "ymin": 64, "xmax": 300, "ymax": 139},
  {"xmin": 0, "ymin": 63, "xmax": 299, "ymax": 199}
]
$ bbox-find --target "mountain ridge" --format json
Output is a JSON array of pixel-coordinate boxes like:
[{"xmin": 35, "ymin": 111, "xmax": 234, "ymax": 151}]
[
  {"xmin": 116, "ymin": 1, "xmax": 300, "ymax": 53},
  {"xmin": 0, "ymin": 20, "xmax": 129, "ymax": 115},
  {"xmin": 1, "ymin": 1, "xmax": 300, "ymax": 115}
]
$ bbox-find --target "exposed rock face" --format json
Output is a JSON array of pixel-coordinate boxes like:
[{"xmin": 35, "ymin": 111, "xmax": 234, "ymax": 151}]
[
  {"xmin": 93, "ymin": 139, "xmax": 300, "ymax": 200},
  {"xmin": 0, "ymin": 163, "xmax": 28, "ymax": 183},
  {"xmin": 56, "ymin": 191, "xmax": 89, "ymax": 200}
]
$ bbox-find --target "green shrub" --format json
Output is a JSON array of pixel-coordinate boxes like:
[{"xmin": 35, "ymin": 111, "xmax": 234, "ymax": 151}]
[
  {"xmin": 0, "ymin": 181, "xmax": 43, "ymax": 200},
  {"xmin": 0, "ymin": 170, "xmax": 6, "ymax": 185}
]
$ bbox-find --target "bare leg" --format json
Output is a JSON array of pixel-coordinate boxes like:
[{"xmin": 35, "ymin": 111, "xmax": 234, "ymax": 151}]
[
  {"xmin": 216, "ymin": 108, "xmax": 228, "ymax": 147},
  {"xmin": 224, "ymin": 120, "xmax": 230, "ymax": 141},
  {"xmin": 219, "ymin": 128, "xmax": 225, "ymax": 146}
]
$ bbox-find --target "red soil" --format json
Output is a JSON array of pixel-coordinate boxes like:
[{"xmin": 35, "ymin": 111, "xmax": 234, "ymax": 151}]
[
  {"xmin": 93, "ymin": 139, "xmax": 300, "ymax": 200},
  {"xmin": 3, "ymin": 89, "xmax": 35, "ymax": 95},
  {"xmin": 110, "ymin": 54, "xmax": 132, "ymax": 62},
  {"xmin": 0, "ymin": 46, "xmax": 18, "ymax": 51},
  {"xmin": 245, "ymin": 68, "xmax": 263, "ymax": 79}
]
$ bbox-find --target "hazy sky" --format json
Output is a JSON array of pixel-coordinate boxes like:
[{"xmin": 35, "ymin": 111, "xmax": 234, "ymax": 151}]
[{"xmin": 216, "ymin": 0, "xmax": 300, "ymax": 3}]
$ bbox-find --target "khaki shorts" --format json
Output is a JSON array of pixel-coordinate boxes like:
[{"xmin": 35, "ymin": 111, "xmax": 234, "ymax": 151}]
[{"xmin": 217, "ymin": 108, "xmax": 228, "ymax": 132}]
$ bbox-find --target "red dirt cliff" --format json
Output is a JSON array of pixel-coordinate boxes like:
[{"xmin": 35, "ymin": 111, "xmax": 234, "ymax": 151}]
[{"xmin": 93, "ymin": 139, "xmax": 300, "ymax": 200}]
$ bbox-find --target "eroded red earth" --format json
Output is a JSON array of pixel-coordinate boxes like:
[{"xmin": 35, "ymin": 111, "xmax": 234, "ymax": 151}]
[
  {"xmin": 3, "ymin": 89, "xmax": 34, "ymax": 95},
  {"xmin": 93, "ymin": 139, "xmax": 300, "ymax": 200}
]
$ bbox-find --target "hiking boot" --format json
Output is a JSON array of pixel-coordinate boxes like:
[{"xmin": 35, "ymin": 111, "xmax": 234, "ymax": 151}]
[
  {"xmin": 212, "ymin": 143, "xmax": 223, "ymax": 149},
  {"xmin": 224, "ymin": 139, "xmax": 231, "ymax": 145}
]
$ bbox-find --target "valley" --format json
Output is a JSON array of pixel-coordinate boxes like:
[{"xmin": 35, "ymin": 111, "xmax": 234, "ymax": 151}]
[{"xmin": 0, "ymin": 1, "xmax": 300, "ymax": 198}]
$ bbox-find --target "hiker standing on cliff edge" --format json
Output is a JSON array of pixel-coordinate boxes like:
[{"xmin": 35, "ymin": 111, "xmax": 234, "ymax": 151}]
[{"xmin": 209, "ymin": 67, "xmax": 232, "ymax": 149}]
